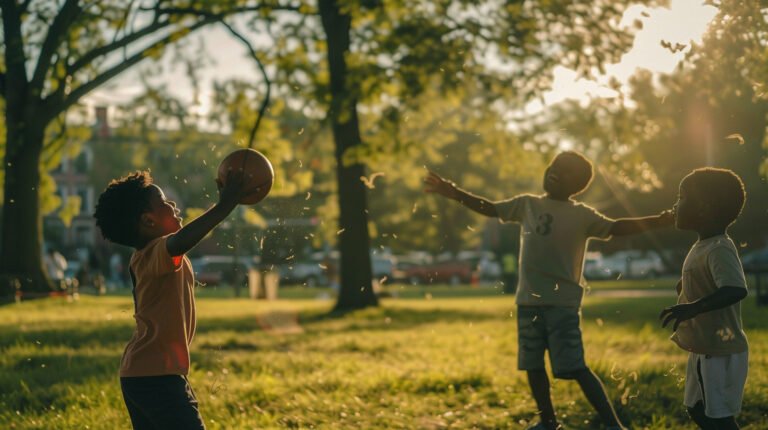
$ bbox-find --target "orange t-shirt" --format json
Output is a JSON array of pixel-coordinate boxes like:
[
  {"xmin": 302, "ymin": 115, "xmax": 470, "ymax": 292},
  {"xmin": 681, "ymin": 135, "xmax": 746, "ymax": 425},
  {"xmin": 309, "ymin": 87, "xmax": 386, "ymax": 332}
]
[{"xmin": 120, "ymin": 235, "xmax": 196, "ymax": 377}]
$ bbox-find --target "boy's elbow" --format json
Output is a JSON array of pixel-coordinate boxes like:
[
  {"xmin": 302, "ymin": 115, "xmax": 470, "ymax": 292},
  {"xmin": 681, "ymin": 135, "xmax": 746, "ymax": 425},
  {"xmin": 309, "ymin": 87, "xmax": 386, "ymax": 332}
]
[{"xmin": 722, "ymin": 286, "xmax": 748, "ymax": 301}]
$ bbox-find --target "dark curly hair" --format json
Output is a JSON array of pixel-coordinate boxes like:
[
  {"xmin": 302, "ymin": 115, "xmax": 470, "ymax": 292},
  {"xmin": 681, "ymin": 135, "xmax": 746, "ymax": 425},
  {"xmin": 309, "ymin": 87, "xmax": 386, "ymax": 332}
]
[
  {"xmin": 93, "ymin": 171, "xmax": 154, "ymax": 247},
  {"xmin": 682, "ymin": 168, "xmax": 746, "ymax": 229}
]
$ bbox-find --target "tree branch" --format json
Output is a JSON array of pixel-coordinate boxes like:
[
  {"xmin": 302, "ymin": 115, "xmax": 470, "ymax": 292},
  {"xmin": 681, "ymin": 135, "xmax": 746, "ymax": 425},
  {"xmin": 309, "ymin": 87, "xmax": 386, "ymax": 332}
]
[
  {"xmin": 111, "ymin": 0, "xmax": 139, "ymax": 44},
  {"xmin": 66, "ymin": 19, "xmax": 171, "ymax": 76},
  {"xmin": 30, "ymin": 0, "xmax": 82, "ymax": 92},
  {"xmin": 217, "ymin": 19, "xmax": 271, "ymax": 148},
  {"xmin": 50, "ymin": 16, "xmax": 218, "ymax": 119},
  {"xmin": 143, "ymin": 5, "xmax": 304, "ymax": 16},
  {"xmin": 0, "ymin": 72, "xmax": 5, "ymax": 96}
]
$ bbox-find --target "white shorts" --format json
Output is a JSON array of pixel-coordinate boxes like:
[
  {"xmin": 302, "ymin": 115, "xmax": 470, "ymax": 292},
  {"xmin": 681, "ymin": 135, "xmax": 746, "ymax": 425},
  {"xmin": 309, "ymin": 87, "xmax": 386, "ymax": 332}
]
[{"xmin": 684, "ymin": 350, "xmax": 748, "ymax": 418}]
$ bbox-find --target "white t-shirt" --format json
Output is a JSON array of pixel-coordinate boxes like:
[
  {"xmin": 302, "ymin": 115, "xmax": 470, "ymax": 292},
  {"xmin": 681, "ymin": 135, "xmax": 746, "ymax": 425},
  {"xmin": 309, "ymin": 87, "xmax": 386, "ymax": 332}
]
[
  {"xmin": 494, "ymin": 194, "xmax": 614, "ymax": 306},
  {"xmin": 671, "ymin": 235, "xmax": 748, "ymax": 355}
]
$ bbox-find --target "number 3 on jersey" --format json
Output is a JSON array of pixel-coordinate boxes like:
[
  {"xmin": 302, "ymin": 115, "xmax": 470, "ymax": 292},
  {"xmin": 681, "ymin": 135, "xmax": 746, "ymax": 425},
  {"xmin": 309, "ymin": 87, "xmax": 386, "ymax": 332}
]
[{"xmin": 536, "ymin": 213, "xmax": 553, "ymax": 236}]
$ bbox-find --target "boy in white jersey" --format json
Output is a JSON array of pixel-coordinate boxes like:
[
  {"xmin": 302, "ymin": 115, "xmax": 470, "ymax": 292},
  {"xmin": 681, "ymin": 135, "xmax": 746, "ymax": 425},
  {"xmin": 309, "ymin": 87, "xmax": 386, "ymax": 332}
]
[
  {"xmin": 425, "ymin": 151, "xmax": 674, "ymax": 430},
  {"xmin": 660, "ymin": 168, "xmax": 748, "ymax": 430}
]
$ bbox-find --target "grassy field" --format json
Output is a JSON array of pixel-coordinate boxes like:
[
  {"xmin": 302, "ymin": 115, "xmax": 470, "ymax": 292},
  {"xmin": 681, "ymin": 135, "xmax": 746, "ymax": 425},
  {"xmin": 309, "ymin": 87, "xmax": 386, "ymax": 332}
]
[
  {"xmin": 1, "ymin": 284, "xmax": 767, "ymax": 429},
  {"xmin": 161, "ymin": 277, "xmax": 683, "ymax": 301}
]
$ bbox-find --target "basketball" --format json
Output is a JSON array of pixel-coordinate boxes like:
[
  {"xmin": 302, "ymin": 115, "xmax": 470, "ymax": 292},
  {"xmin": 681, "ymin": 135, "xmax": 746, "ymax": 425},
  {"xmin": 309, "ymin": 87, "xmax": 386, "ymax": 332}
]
[{"xmin": 217, "ymin": 148, "xmax": 274, "ymax": 205}]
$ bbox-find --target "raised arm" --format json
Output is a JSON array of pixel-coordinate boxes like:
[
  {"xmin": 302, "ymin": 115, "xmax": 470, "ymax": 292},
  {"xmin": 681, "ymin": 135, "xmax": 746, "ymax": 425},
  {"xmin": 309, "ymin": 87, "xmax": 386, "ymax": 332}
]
[
  {"xmin": 610, "ymin": 210, "xmax": 675, "ymax": 236},
  {"xmin": 166, "ymin": 171, "xmax": 251, "ymax": 257},
  {"xmin": 660, "ymin": 287, "xmax": 747, "ymax": 331},
  {"xmin": 424, "ymin": 170, "xmax": 498, "ymax": 217}
]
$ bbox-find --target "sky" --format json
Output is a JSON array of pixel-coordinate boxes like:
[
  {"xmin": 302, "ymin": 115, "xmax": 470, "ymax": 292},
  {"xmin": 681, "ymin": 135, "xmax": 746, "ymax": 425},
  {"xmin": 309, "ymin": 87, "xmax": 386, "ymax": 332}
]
[{"xmin": 87, "ymin": 0, "xmax": 718, "ymax": 122}]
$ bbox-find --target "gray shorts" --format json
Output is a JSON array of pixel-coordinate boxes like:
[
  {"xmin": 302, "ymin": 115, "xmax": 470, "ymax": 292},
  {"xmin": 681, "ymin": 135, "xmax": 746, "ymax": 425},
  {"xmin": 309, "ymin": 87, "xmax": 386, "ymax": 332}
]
[
  {"xmin": 684, "ymin": 351, "xmax": 748, "ymax": 418},
  {"xmin": 517, "ymin": 305, "xmax": 586, "ymax": 378}
]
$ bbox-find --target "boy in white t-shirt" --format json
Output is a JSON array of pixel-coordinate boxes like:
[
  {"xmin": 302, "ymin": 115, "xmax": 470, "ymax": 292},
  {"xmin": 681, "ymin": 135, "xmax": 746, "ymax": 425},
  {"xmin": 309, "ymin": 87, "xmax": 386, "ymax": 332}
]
[
  {"xmin": 425, "ymin": 151, "xmax": 674, "ymax": 430},
  {"xmin": 660, "ymin": 168, "xmax": 749, "ymax": 430}
]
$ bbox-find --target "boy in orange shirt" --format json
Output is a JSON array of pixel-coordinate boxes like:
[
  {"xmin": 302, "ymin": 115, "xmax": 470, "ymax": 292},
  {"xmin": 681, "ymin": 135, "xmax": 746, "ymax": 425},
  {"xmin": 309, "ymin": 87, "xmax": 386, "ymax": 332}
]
[{"xmin": 94, "ymin": 170, "xmax": 252, "ymax": 429}]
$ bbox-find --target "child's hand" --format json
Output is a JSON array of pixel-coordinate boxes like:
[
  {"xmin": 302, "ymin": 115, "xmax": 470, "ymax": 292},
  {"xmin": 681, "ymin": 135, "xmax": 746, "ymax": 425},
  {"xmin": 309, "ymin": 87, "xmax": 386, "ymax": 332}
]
[
  {"xmin": 659, "ymin": 303, "xmax": 699, "ymax": 331},
  {"xmin": 216, "ymin": 170, "xmax": 248, "ymax": 208},
  {"xmin": 424, "ymin": 170, "xmax": 457, "ymax": 198}
]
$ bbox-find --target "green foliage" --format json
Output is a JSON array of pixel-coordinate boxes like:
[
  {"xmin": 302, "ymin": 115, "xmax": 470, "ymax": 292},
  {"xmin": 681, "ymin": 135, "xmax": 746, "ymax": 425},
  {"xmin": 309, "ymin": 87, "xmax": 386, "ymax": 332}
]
[
  {"xmin": 242, "ymin": 0, "xmax": 664, "ymax": 253},
  {"xmin": 522, "ymin": 0, "xmax": 768, "ymax": 251},
  {"xmin": 1, "ymin": 291, "xmax": 767, "ymax": 428}
]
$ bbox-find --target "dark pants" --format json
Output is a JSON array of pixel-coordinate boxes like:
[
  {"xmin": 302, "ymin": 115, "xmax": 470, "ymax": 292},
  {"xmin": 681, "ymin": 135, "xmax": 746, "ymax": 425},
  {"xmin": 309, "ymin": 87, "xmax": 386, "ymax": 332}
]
[{"xmin": 121, "ymin": 375, "xmax": 205, "ymax": 430}]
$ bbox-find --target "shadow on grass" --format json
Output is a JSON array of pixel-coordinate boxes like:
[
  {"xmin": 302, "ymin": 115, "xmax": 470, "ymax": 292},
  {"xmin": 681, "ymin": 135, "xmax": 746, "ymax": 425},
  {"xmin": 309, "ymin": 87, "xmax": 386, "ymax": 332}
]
[{"xmin": 298, "ymin": 306, "xmax": 499, "ymax": 332}]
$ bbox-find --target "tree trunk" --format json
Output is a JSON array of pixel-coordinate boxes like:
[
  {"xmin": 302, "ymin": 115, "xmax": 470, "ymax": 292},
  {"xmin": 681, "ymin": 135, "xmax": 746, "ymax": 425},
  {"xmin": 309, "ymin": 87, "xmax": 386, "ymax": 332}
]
[
  {"xmin": 319, "ymin": 0, "xmax": 378, "ymax": 311},
  {"xmin": 0, "ymin": 116, "xmax": 52, "ymax": 295}
]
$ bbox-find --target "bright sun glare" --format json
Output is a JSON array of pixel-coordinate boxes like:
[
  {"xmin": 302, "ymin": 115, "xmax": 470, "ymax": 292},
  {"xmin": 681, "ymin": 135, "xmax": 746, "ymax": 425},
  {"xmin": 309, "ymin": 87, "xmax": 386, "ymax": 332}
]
[{"xmin": 534, "ymin": 0, "xmax": 718, "ymax": 111}]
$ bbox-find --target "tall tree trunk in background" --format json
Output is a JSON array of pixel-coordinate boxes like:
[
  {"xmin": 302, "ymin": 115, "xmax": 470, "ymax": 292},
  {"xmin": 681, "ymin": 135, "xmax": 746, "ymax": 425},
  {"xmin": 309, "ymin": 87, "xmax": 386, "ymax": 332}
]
[
  {"xmin": 1, "ymin": 1, "xmax": 52, "ymax": 295},
  {"xmin": 319, "ymin": 0, "xmax": 378, "ymax": 311},
  {"xmin": 1, "ymin": 113, "xmax": 51, "ymax": 294}
]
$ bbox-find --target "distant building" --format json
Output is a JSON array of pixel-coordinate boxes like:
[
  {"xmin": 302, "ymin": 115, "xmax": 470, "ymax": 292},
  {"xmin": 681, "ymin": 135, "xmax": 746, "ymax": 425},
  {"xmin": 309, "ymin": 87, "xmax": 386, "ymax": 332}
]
[{"xmin": 44, "ymin": 106, "xmax": 107, "ymax": 249}]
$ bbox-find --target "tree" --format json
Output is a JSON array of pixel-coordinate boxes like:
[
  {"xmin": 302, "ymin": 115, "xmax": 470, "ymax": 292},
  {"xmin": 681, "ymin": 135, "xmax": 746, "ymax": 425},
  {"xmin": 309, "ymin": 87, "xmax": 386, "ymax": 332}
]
[
  {"xmin": 250, "ymin": 0, "xmax": 661, "ymax": 310},
  {"xmin": 522, "ymin": 0, "xmax": 768, "ymax": 257},
  {"xmin": 0, "ymin": 0, "xmax": 295, "ymax": 294}
]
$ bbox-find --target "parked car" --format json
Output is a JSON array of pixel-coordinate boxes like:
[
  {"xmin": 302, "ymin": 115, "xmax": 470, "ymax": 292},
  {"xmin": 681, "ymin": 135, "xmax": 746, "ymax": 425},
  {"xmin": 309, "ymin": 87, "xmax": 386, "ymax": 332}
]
[
  {"xmin": 583, "ymin": 252, "xmax": 614, "ymax": 280},
  {"xmin": 742, "ymin": 246, "xmax": 768, "ymax": 272},
  {"xmin": 599, "ymin": 250, "xmax": 666, "ymax": 279},
  {"xmin": 278, "ymin": 256, "xmax": 329, "ymax": 287},
  {"xmin": 391, "ymin": 255, "xmax": 427, "ymax": 283},
  {"xmin": 190, "ymin": 255, "xmax": 259, "ymax": 286},
  {"xmin": 371, "ymin": 253, "xmax": 396, "ymax": 280},
  {"xmin": 457, "ymin": 251, "xmax": 502, "ymax": 281},
  {"xmin": 281, "ymin": 250, "xmax": 396, "ymax": 286},
  {"xmin": 402, "ymin": 253, "xmax": 475, "ymax": 285}
]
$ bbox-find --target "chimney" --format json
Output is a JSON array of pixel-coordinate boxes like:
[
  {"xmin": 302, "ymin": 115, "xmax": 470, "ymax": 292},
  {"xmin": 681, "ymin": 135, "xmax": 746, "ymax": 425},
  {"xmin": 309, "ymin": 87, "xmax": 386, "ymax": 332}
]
[{"xmin": 95, "ymin": 106, "xmax": 110, "ymax": 138}]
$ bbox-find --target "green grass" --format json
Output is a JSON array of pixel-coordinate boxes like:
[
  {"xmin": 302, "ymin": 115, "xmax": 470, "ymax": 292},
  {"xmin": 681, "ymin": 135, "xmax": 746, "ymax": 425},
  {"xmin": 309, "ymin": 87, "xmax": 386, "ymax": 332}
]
[
  {"xmin": 122, "ymin": 278, "xmax": 677, "ymax": 301},
  {"xmin": 1, "ymin": 292, "xmax": 767, "ymax": 429}
]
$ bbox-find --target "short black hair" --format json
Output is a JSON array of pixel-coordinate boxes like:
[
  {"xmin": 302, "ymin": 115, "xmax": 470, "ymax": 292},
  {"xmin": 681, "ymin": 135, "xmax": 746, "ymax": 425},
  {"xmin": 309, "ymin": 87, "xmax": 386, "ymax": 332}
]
[
  {"xmin": 683, "ymin": 168, "xmax": 746, "ymax": 228},
  {"xmin": 93, "ymin": 171, "xmax": 154, "ymax": 247},
  {"xmin": 556, "ymin": 151, "xmax": 594, "ymax": 195}
]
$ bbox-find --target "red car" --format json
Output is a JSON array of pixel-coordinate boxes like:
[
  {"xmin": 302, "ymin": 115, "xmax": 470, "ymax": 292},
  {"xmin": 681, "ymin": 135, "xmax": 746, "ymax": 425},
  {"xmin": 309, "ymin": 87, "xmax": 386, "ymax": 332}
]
[{"xmin": 399, "ymin": 256, "xmax": 475, "ymax": 285}]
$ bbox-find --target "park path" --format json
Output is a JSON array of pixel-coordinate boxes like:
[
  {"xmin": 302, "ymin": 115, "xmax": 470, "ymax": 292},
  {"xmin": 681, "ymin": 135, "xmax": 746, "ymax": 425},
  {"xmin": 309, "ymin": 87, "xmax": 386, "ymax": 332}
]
[
  {"xmin": 589, "ymin": 288, "xmax": 676, "ymax": 298},
  {"xmin": 255, "ymin": 310, "xmax": 304, "ymax": 334},
  {"xmin": 251, "ymin": 289, "xmax": 676, "ymax": 334}
]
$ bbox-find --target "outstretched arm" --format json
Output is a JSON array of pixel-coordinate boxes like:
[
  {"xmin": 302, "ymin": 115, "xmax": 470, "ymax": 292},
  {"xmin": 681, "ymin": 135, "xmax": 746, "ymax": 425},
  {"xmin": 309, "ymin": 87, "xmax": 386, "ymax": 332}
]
[
  {"xmin": 424, "ymin": 170, "xmax": 498, "ymax": 217},
  {"xmin": 166, "ymin": 171, "xmax": 252, "ymax": 257},
  {"xmin": 659, "ymin": 287, "xmax": 747, "ymax": 331},
  {"xmin": 610, "ymin": 210, "xmax": 675, "ymax": 236}
]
